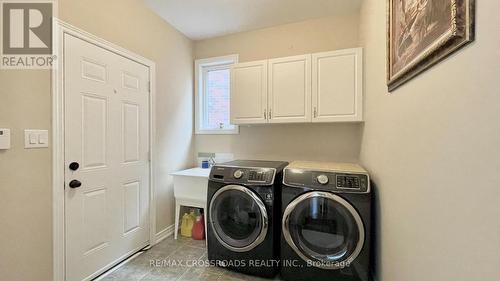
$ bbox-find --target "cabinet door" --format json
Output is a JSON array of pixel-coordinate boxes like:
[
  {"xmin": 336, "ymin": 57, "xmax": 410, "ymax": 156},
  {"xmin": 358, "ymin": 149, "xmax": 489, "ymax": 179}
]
[
  {"xmin": 230, "ymin": 61, "xmax": 268, "ymax": 124},
  {"xmin": 268, "ymin": 54, "xmax": 311, "ymax": 123},
  {"xmin": 312, "ymin": 48, "xmax": 363, "ymax": 122}
]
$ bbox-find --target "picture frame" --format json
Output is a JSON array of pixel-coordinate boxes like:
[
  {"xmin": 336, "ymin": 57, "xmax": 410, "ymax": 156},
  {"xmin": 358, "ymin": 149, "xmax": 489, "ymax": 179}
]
[{"xmin": 387, "ymin": 0, "xmax": 475, "ymax": 91}]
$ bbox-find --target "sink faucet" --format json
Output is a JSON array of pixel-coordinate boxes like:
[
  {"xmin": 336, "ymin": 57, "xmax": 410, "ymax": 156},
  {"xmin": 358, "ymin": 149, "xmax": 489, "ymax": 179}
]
[{"xmin": 208, "ymin": 156, "xmax": 216, "ymax": 167}]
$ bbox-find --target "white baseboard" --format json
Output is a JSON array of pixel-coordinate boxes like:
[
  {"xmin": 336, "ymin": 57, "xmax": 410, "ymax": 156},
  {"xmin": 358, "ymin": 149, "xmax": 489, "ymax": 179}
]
[{"xmin": 154, "ymin": 224, "xmax": 174, "ymax": 245}]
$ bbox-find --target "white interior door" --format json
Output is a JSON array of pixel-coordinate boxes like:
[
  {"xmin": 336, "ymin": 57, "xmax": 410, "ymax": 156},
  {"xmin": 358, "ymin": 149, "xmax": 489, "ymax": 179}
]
[
  {"xmin": 268, "ymin": 54, "xmax": 311, "ymax": 123},
  {"xmin": 64, "ymin": 34, "xmax": 150, "ymax": 281},
  {"xmin": 230, "ymin": 60, "xmax": 268, "ymax": 124}
]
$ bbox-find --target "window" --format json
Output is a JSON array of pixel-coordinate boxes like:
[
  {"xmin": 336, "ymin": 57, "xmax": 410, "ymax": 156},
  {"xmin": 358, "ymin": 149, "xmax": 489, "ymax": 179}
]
[{"xmin": 195, "ymin": 55, "xmax": 239, "ymax": 134}]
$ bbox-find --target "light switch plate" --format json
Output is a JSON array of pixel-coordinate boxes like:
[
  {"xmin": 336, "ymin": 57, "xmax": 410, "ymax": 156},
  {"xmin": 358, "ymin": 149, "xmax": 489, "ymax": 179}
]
[
  {"xmin": 0, "ymin": 128, "xmax": 11, "ymax": 149},
  {"xmin": 25, "ymin": 129, "xmax": 49, "ymax": 148}
]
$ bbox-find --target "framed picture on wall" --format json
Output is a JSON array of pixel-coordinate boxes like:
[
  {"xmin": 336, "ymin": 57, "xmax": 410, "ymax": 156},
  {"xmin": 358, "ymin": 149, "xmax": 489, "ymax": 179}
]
[{"xmin": 387, "ymin": 0, "xmax": 475, "ymax": 91}]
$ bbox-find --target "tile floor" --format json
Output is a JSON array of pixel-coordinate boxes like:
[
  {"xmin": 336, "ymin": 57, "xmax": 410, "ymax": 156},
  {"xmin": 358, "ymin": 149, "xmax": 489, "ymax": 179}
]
[{"xmin": 99, "ymin": 236, "xmax": 280, "ymax": 281}]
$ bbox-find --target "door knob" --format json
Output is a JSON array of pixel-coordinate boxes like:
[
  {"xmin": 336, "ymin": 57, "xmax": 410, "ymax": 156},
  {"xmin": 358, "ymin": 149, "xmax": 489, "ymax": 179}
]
[
  {"xmin": 69, "ymin": 180, "xmax": 82, "ymax": 188},
  {"xmin": 69, "ymin": 162, "xmax": 80, "ymax": 171}
]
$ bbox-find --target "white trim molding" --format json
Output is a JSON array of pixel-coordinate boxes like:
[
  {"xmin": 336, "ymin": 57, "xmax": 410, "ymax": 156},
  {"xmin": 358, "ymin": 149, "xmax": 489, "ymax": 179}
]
[
  {"xmin": 155, "ymin": 224, "xmax": 175, "ymax": 244},
  {"xmin": 52, "ymin": 18, "xmax": 157, "ymax": 281},
  {"xmin": 194, "ymin": 54, "xmax": 239, "ymax": 135}
]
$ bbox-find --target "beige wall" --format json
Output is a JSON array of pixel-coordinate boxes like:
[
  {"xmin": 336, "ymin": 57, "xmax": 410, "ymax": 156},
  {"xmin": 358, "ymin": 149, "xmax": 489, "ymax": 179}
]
[
  {"xmin": 358, "ymin": 1, "xmax": 500, "ymax": 281},
  {"xmin": 4, "ymin": 2, "xmax": 498, "ymax": 281},
  {"xmin": 0, "ymin": 71, "xmax": 52, "ymax": 281},
  {"xmin": 194, "ymin": 14, "xmax": 363, "ymax": 163},
  {"xmin": 0, "ymin": 1, "xmax": 194, "ymax": 280}
]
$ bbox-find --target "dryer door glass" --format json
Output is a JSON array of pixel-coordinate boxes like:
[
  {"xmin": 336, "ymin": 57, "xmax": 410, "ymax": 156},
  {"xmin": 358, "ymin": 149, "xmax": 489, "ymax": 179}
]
[
  {"xmin": 210, "ymin": 185, "xmax": 268, "ymax": 252},
  {"xmin": 283, "ymin": 191, "xmax": 364, "ymax": 269}
]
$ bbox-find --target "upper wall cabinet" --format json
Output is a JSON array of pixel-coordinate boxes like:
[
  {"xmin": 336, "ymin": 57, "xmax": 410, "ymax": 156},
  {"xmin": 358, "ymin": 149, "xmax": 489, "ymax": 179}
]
[
  {"xmin": 230, "ymin": 47, "xmax": 363, "ymax": 125},
  {"xmin": 312, "ymin": 48, "xmax": 363, "ymax": 122},
  {"xmin": 230, "ymin": 60, "xmax": 268, "ymax": 124},
  {"xmin": 268, "ymin": 55, "xmax": 311, "ymax": 123}
]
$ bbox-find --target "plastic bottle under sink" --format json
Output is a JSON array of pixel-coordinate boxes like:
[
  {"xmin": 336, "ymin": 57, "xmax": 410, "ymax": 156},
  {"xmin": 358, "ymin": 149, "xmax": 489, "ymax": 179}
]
[
  {"xmin": 192, "ymin": 213, "xmax": 205, "ymax": 240},
  {"xmin": 180, "ymin": 213, "xmax": 194, "ymax": 237}
]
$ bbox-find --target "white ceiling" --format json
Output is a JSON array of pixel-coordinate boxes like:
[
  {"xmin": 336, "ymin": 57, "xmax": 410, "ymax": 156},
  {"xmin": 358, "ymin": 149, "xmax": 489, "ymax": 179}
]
[{"xmin": 145, "ymin": 0, "xmax": 362, "ymax": 40}]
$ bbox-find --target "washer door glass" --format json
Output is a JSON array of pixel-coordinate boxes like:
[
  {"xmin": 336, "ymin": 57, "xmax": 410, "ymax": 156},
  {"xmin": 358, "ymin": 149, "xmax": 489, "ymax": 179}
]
[
  {"xmin": 283, "ymin": 192, "xmax": 364, "ymax": 269},
  {"xmin": 210, "ymin": 185, "xmax": 267, "ymax": 252}
]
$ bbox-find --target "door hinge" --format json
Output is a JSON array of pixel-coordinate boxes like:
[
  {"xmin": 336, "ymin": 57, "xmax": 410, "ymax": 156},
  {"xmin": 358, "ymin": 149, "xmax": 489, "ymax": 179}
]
[
  {"xmin": 148, "ymin": 151, "xmax": 151, "ymax": 162},
  {"xmin": 147, "ymin": 81, "xmax": 151, "ymax": 93},
  {"xmin": 264, "ymin": 111, "xmax": 267, "ymax": 120},
  {"xmin": 313, "ymin": 107, "xmax": 317, "ymax": 118}
]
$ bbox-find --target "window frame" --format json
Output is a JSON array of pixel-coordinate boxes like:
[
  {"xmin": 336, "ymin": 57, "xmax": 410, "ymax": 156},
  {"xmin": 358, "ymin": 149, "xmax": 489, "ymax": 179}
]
[{"xmin": 195, "ymin": 54, "xmax": 239, "ymax": 135}]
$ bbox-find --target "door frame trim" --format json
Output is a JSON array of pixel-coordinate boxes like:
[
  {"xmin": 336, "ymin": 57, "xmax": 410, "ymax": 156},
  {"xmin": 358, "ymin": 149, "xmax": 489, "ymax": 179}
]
[{"xmin": 52, "ymin": 19, "xmax": 157, "ymax": 281}]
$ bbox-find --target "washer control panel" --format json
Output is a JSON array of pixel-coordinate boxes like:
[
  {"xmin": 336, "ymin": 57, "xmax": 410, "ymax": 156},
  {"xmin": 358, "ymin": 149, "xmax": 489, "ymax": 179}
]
[
  {"xmin": 210, "ymin": 166, "xmax": 276, "ymax": 185},
  {"xmin": 233, "ymin": 169, "xmax": 244, "ymax": 179},
  {"xmin": 336, "ymin": 174, "xmax": 362, "ymax": 189},
  {"xmin": 316, "ymin": 174, "xmax": 329, "ymax": 185},
  {"xmin": 247, "ymin": 170, "xmax": 269, "ymax": 182},
  {"xmin": 284, "ymin": 169, "xmax": 370, "ymax": 193}
]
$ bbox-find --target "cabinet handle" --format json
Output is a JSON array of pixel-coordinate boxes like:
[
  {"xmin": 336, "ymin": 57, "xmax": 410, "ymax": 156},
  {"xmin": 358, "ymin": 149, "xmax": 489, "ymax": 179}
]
[{"xmin": 314, "ymin": 107, "xmax": 317, "ymax": 118}]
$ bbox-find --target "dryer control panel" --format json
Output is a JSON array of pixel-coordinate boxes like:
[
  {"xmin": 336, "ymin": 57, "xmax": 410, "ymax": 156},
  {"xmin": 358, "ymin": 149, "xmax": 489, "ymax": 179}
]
[
  {"xmin": 210, "ymin": 166, "xmax": 276, "ymax": 186},
  {"xmin": 284, "ymin": 169, "xmax": 370, "ymax": 193}
]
